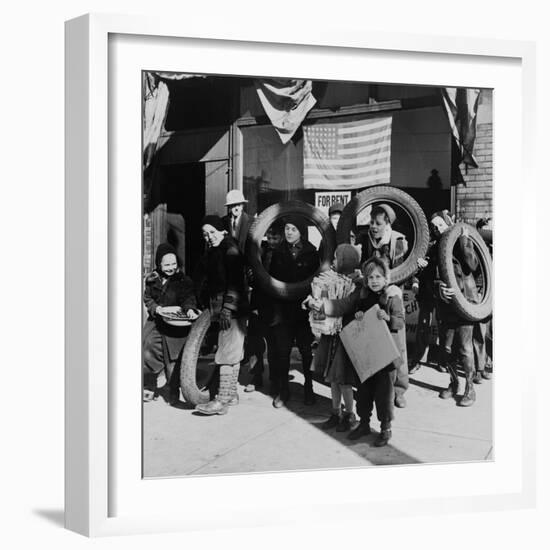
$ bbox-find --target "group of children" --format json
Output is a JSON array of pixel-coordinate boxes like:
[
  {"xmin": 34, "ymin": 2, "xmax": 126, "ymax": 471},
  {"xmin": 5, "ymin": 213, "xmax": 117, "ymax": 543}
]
[{"xmin": 143, "ymin": 200, "xmax": 491, "ymax": 448}]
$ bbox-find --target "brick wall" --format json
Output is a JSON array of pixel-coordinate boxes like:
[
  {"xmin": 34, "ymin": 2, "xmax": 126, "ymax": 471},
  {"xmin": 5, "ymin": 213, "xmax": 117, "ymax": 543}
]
[{"xmin": 455, "ymin": 121, "xmax": 493, "ymax": 225}]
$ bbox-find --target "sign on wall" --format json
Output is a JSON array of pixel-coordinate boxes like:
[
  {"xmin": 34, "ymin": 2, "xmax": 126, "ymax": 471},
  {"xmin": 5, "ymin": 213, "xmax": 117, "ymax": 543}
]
[{"xmin": 314, "ymin": 191, "xmax": 351, "ymax": 215}]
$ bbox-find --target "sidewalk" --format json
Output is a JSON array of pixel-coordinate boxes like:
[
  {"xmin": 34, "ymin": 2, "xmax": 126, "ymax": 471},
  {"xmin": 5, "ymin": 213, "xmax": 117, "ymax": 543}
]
[{"xmin": 143, "ymin": 356, "xmax": 492, "ymax": 478}]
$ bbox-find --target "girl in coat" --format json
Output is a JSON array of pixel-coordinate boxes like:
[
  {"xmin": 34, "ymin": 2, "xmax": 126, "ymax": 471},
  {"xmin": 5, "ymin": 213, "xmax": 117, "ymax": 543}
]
[
  {"xmin": 305, "ymin": 244, "xmax": 362, "ymax": 432},
  {"xmin": 312, "ymin": 256, "xmax": 406, "ymax": 446},
  {"xmin": 143, "ymin": 243, "xmax": 198, "ymax": 403}
]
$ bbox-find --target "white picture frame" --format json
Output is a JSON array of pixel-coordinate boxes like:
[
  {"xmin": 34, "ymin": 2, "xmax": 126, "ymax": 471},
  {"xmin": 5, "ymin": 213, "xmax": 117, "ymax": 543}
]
[{"xmin": 65, "ymin": 13, "xmax": 536, "ymax": 537}]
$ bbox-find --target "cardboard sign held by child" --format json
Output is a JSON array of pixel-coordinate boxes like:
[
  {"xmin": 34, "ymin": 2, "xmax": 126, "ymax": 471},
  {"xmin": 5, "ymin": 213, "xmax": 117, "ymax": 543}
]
[{"xmin": 340, "ymin": 304, "xmax": 401, "ymax": 383}]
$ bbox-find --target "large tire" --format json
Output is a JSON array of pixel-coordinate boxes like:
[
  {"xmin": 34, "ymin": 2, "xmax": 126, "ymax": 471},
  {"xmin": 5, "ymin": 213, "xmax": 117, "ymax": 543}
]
[
  {"xmin": 336, "ymin": 186, "xmax": 430, "ymax": 285},
  {"xmin": 246, "ymin": 200, "xmax": 336, "ymax": 301},
  {"xmin": 180, "ymin": 310, "xmax": 212, "ymax": 406},
  {"xmin": 437, "ymin": 223, "xmax": 493, "ymax": 322}
]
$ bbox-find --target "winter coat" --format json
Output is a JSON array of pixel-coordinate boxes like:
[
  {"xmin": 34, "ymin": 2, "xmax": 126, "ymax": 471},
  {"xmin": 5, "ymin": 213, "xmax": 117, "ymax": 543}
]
[
  {"xmin": 143, "ymin": 269, "xmax": 197, "ymax": 360},
  {"xmin": 311, "ymin": 270, "xmax": 363, "ymax": 385},
  {"xmin": 222, "ymin": 211, "xmax": 251, "ymax": 254},
  {"xmin": 195, "ymin": 235, "xmax": 249, "ymax": 317},
  {"xmin": 249, "ymin": 242, "xmax": 278, "ymax": 325},
  {"xmin": 268, "ymin": 238, "xmax": 320, "ymax": 325},
  {"xmin": 323, "ymin": 283, "xmax": 406, "ymax": 371}
]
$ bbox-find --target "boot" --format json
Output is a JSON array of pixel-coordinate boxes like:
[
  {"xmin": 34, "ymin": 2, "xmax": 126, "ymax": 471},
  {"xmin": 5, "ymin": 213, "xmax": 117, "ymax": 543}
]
[
  {"xmin": 321, "ymin": 413, "xmax": 340, "ymax": 430},
  {"xmin": 348, "ymin": 420, "xmax": 371, "ymax": 440},
  {"xmin": 195, "ymin": 365, "xmax": 232, "ymax": 415},
  {"xmin": 473, "ymin": 371, "xmax": 483, "ymax": 384},
  {"xmin": 439, "ymin": 364, "xmax": 459, "ymax": 399},
  {"xmin": 227, "ymin": 364, "xmax": 240, "ymax": 406},
  {"xmin": 459, "ymin": 374, "xmax": 476, "ymax": 407},
  {"xmin": 374, "ymin": 429, "xmax": 392, "ymax": 447},
  {"xmin": 336, "ymin": 412, "xmax": 356, "ymax": 432}
]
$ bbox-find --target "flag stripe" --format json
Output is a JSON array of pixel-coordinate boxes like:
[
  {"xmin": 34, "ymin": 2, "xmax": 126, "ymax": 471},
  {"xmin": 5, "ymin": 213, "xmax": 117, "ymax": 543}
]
[
  {"xmin": 303, "ymin": 116, "xmax": 392, "ymax": 190},
  {"xmin": 304, "ymin": 161, "xmax": 391, "ymax": 178}
]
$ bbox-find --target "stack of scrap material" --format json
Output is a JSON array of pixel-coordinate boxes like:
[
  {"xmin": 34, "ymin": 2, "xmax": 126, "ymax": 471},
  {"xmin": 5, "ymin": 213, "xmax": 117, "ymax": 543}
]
[{"xmin": 309, "ymin": 270, "xmax": 356, "ymax": 337}]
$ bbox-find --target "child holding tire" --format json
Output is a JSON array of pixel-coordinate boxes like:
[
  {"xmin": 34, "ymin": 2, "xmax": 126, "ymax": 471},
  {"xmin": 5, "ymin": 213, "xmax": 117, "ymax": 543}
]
[{"xmin": 430, "ymin": 211, "xmax": 480, "ymax": 407}]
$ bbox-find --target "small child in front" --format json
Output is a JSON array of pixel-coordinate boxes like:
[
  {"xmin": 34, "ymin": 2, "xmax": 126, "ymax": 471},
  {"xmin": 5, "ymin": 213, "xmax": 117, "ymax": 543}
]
[{"xmin": 322, "ymin": 256, "xmax": 406, "ymax": 446}]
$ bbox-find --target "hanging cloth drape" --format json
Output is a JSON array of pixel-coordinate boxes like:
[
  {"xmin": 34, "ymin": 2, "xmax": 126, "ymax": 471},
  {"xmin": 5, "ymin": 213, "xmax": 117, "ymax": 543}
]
[
  {"xmin": 442, "ymin": 87, "xmax": 481, "ymax": 169},
  {"xmin": 255, "ymin": 79, "xmax": 317, "ymax": 144}
]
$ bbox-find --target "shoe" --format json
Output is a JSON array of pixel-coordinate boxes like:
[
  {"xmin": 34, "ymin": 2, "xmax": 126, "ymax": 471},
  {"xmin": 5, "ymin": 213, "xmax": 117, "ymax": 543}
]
[
  {"xmin": 347, "ymin": 421, "xmax": 371, "ymax": 441},
  {"xmin": 439, "ymin": 385, "xmax": 456, "ymax": 399},
  {"xmin": 482, "ymin": 371, "xmax": 492, "ymax": 380},
  {"xmin": 321, "ymin": 413, "xmax": 340, "ymax": 430},
  {"xmin": 437, "ymin": 364, "xmax": 448, "ymax": 373},
  {"xmin": 163, "ymin": 386, "xmax": 180, "ymax": 406},
  {"xmin": 244, "ymin": 384, "xmax": 256, "ymax": 393},
  {"xmin": 143, "ymin": 389, "xmax": 156, "ymax": 402},
  {"xmin": 408, "ymin": 363, "xmax": 421, "ymax": 375},
  {"xmin": 227, "ymin": 394, "xmax": 239, "ymax": 406},
  {"xmin": 394, "ymin": 394, "xmax": 407, "ymax": 408},
  {"xmin": 336, "ymin": 412, "xmax": 355, "ymax": 432},
  {"xmin": 459, "ymin": 380, "xmax": 476, "ymax": 407},
  {"xmin": 473, "ymin": 372, "xmax": 483, "ymax": 384},
  {"xmin": 374, "ymin": 429, "xmax": 392, "ymax": 447},
  {"xmin": 272, "ymin": 394, "xmax": 286, "ymax": 409},
  {"xmin": 195, "ymin": 398, "xmax": 229, "ymax": 415}
]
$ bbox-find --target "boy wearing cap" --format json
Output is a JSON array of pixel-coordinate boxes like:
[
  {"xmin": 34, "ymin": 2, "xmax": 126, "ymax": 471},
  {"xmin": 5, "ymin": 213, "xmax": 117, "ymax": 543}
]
[
  {"xmin": 222, "ymin": 189, "xmax": 251, "ymax": 254},
  {"xmin": 328, "ymin": 201, "xmax": 345, "ymax": 231},
  {"xmin": 268, "ymin": 215, "xmax": 320, "ymax": 407}
]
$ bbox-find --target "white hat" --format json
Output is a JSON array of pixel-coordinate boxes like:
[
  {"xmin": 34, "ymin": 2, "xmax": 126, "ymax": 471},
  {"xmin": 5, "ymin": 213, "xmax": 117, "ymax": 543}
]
[{"xmin": 225, "ymin": 189, "xmax": 248, "ymax": 207}]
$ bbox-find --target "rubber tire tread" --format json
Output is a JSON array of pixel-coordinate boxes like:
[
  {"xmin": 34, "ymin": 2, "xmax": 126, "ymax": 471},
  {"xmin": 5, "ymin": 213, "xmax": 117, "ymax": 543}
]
[
  {"xmin": 437, "ymin": 222, "xmax": 493, "ymax": 322},
  {"xmin": 336, "ymin": 185, "xmax": 430, "ymax": 286},
  {"xmin": 246, "ymin": 200, "xmax": 336, "ymax": 301},
  {"xmin": 179, "ymin": 309, "xmax": 212, "ymax": 406}
]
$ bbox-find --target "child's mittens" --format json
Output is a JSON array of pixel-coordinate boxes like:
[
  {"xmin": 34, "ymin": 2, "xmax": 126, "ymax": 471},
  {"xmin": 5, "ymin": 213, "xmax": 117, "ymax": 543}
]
[
  {"xmin": 355, "ymin": 311, "xmax": 364, "ymax": 321},
  {"xmin": 376, "ymin": 309, "xmax": 390, "ymax": 322}
]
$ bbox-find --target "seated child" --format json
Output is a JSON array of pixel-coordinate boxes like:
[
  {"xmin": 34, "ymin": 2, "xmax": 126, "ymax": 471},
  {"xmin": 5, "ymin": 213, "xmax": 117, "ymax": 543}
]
[
  {"xmin": 143, "ymin": 243, "xmax": 198, "ymax": 403},
  {"xmin": 315, "ymin": 256, "xmax": 406, "ymax": 446}
]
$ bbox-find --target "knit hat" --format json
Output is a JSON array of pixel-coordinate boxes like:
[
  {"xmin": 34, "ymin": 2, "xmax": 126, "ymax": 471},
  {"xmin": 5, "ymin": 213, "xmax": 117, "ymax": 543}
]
[
  {"xmin": 334, "ymin": 244, "xmax": 360, "ymax": 275},
  {"xmin": 372, "ymin": 203, "xmax": 396, "ymax": 224},
  {"xmin": 329, "ymin": 202, "xmax": 345, "ymax": 216},
  {"xmin": 430, "ymin": 210, "xmax": 454, "ymax": 227},
  {"xmin": 201, "ymin": 214, "xmax": 225, "ymax": 232},
  {"xmin": 283, "ymin": 215, "xmax": 308, "ymax": 240},
  {"xmin": 155, "ymin": 242, "xmax": 179, "ymax": 270}
]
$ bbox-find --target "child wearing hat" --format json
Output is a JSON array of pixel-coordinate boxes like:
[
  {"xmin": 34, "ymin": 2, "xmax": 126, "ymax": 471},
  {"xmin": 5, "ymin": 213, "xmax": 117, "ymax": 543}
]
[
  {"xmin": 268, "ymin": 215, "xmax": 320, "ymax": 407},
  {"xmin": 305, "ymin": 244, "xmax": 362, "ymax": 432},
  {"xmin": 143, "ymin": 243, "xmax": 198, "ymax": 403}
]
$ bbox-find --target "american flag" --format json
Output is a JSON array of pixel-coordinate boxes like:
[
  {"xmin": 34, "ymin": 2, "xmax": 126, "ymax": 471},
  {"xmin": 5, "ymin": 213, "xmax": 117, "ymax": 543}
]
[{"xmin": 303, "ymin": 117, "xmax": 392, "ymax": 190}]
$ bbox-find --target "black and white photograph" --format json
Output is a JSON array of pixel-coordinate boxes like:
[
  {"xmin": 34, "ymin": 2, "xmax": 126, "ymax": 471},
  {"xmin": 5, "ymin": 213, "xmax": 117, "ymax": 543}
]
[{"xmin": 141, "ymin": 72, "xmax": 494, "ymax": 477}]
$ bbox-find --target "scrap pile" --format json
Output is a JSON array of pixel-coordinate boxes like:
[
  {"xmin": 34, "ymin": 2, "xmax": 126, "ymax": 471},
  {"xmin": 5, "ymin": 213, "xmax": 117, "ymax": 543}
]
[{"xmin": 309, "ymin": 270, "xmax": 356, "ymax": 337}]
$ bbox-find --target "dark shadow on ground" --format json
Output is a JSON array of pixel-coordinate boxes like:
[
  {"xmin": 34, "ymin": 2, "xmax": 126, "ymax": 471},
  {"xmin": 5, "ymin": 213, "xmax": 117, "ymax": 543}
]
[{"xmin": 33, "ymin": 509, "xmax": 64, "ymax": 528}]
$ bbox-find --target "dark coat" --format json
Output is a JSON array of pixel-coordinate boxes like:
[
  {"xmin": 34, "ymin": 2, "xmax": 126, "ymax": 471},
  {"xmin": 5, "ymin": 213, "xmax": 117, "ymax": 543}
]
[
  {"xmin": 250, "ymin": 242, "xmax": 278, "ymax": 325},
  {"xmin": 268, "ymin": 238, "xmax": 320, "ymax": 325},
  {"xmin": 323, "ymin": 283, "xmax": 406, "ymax": 371},
  {"xmin": 222, "ymin": 212, "xmax": 251, "ymax": 254},
  {"xmin": 195, "ymin": 235, "xmax": 249, "ymax": 317},
  {"xmin": 143, "ymin": 269, "xmax": 197, "ymax": 360}
]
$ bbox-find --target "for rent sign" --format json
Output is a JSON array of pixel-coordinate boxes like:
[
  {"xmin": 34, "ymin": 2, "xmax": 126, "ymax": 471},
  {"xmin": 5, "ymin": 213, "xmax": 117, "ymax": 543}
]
[{"xmin": 314, "ymin": 191, "xmax": 351, "ymax": 215}]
